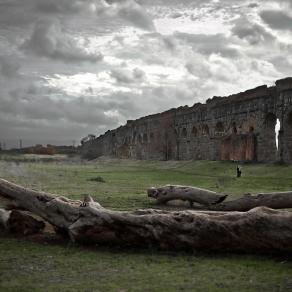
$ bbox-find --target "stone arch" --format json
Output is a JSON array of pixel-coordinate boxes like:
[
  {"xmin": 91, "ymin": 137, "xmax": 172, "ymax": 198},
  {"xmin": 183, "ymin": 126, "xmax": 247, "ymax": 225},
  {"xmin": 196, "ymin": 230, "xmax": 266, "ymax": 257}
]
[
  {"xmin": 138, "ymin": 134, "xmax": 142, "ymax": 143},
  {"xmin": 259, "ymin": 112, "xmax": 278, "ymax": 162},
  {"xmin": 286, "ymin": 111, "xmax": 292, "ymax": 129},
  {"xmin": 143, "ymin": 133, "xmax": 148, "ymax": 143},
  {"xmin": 181, "ymin": 127, "xmax": 187, "ymax": 137},
  {"xmin": 241, "ymin": 118, "xmax": 256, "ymax": 134},
  {"xmin": 231, "ymin": 122, "xmax": 237, "ymax": 134},
  {"xmin": 215, "ymin": 121, "xmax": 224, "ymax": 135},
  {"xmin": 202, "ymin": 124, "xmax": 209, "ymax": 136},
  {"xmin": 282, "ymin": 110, "xmax": 292, "ymax": 162},
  {"xmin": 150, "ymin": 132, "xmax": 154, "ymax": 142},
  {"xmin": 265, "ymin": 112, "xmax": 277, "ymax": 129},
  {"xmin": 192, "ymin": 126, "xmax": 198, "ymax": 137},
  {"xmin": 132, "ymin": 131, "xmax": 137, "ymax": 144}
]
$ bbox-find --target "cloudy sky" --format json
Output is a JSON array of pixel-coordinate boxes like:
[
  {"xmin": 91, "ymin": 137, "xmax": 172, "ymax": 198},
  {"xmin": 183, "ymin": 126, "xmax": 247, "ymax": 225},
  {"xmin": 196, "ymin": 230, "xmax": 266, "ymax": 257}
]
[{"xmin": 0, "ymin": 0, "xmax": 292, "ymax": 148}]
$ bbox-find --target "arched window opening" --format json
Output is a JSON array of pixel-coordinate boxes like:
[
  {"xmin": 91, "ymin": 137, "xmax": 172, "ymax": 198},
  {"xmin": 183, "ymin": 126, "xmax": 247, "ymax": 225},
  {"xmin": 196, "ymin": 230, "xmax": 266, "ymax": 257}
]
[
  {"xmin": 138, "ymin": 134, "xmax": 142, "ymax": 143},
  {"xmin": 150, "ymin": 133, "xmax": 154, "ymax": 142},
  {"xmin": 215, "ymin": 122, "xmax": 224, "ymax": 135},
  {"xmin": 287, "ymin": 111, "xmax": 292, "ymax": 126},
  {"xmin": 265, "ymin": 112, "xmax": 278, "ymax": 151},
  {"xmin": 265, "ymin": 113, "xmax": 277, "ymax": 128},
  {"xmin": 132, "ymin": 132, "xmax": 137, "ymax": 143},
  {"xmin": 182, "ymin": 128, "xmax": 187, "ymax": 137},
  {"xmin": 143, "ymin": 133, "xmax": 148, "ymax": 143},
  {"xmin": 124, "ymin": 137, "xmax": 130, "ymax": 145},
  {"xmin": 202, "ymin": 125, "xmax": 209, "ymax": 136},
  {"xmin": 249, "ymin": 126, "xmax": 254, "ymax": 133},
  {"xmin": 192, "ymin": 126, "xmax": 198, "ymax": 137},
  {"xmin": 275, "ymin": 119, "xmax": 281, "ymax": 150},
  {"xmin": 232, "ymin": 122, "xmax": 237, "ymax": 134}
]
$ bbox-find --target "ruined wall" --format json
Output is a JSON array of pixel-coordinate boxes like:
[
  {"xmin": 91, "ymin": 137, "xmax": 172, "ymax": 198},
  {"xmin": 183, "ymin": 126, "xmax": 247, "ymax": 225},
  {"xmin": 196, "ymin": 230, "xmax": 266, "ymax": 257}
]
[{"xmin": 81, "ymin": 77, "xmax": 292, "ymax": 163}]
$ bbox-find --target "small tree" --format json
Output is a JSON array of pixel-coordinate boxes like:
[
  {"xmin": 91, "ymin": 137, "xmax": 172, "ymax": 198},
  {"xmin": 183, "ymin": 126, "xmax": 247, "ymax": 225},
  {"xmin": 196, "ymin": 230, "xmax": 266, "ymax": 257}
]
[{"xmin": 81, "ymin": 134, "xmax": 96, "ymax": 145}]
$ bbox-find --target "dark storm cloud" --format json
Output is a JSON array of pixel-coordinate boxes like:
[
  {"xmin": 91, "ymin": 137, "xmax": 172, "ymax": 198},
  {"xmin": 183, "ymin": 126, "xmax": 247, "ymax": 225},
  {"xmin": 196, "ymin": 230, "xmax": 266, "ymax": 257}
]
[
  {"xmin": 21, "ymin": 18, "xmax": 103, "ymax": 62},
  {"xmin": 110, "ymin": 67, "xmax": 146, "ymax": 84},
  {"xmin": 36, "ymin": 0, "xmax": 95, "ymax": 14},
  {"xmin": 260, "ymin": 10, "xmax": 292, "ymax": 31},
  {"xmin": 116, "ymin": 0, "xmax": 156, "ymax": 31},
  {"xmin": 248, "ymin": 3, "xmax": 259, "ymax": 8},
  {"xmin": 174, "ymin": 32, "xmax": 239, "ymax": 58},
  {"xmin": 0, "ymin": 57, "xmax": 20, "ymax": 78},
  {"xmin": 0, "ymin": 0, "xmax": 155, "ymax": 32},
  {"xmin": 5, "ymin": 86, "xmax": 129, "ymax": 125},
  {"xmin": 38, "ymin": 0, "xmax": 156, "ymax": 31},
  {"xmin": 231, "ymin": 17, "xmax": 275, "ymax": 45},
  {"xmin": 0, "ymin": 83, "xmax": 141, "ymax": 143}
]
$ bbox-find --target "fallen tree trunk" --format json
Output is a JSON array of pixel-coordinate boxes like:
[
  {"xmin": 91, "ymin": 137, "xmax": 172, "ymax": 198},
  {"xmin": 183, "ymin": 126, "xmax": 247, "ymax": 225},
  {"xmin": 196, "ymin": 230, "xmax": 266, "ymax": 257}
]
[
  {"xmin": 148, "ymin": 185, "xmax": 292, "ymax": 211},
  {"xmin": 1, "ymin": 178, "xmax": 292, "ymax": 253},
  {"xmin": 0, "ymin": 209, "xmax": 45, "ymax": 235},
  {"xmin": 208, "ymin": 192, "xmax": 292, "ymax": 211},
  {"xmin": 147, "ymin": 185, "xmax": 228, "ymax": 206}
]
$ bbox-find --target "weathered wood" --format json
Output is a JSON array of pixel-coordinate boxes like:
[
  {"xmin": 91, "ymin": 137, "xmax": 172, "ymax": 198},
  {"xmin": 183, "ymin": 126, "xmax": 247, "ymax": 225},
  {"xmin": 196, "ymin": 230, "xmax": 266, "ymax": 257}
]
[
  {"xmin": 0, "ymin": 209, "xmax": 45, "ymax": 235},
  {"xmin": 1, "ymin": 178, "xmax": 292, "ymax": 253},
  {"xmin": 148, "ymin": 185, "xmax": 292, "ymax": 211},
  {"xmin": 207, "ymin": 191, "xmax": 292, "ymax": 211},
  {"xmin": 147, "ymin": 185, "xmax": 228, "ymax": 206}
]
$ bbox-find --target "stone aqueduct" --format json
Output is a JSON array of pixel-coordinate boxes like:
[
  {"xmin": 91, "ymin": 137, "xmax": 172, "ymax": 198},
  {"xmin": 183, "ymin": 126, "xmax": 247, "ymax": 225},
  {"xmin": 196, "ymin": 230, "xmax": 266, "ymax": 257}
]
[{"xmin": 82, "ymin": 77, "xmax": 292, "ymax": 163}]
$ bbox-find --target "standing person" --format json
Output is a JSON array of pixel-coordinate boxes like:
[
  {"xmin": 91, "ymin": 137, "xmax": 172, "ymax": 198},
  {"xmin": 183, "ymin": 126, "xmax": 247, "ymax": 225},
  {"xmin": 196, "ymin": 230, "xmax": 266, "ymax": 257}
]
[{"xmin": 236, "ymin": 165, "xmax": 242, "ymax": 177}]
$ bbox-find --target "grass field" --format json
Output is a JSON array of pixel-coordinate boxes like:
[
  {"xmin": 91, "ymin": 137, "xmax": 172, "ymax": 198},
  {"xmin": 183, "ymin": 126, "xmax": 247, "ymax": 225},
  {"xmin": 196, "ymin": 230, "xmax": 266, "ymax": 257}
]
[{"xmin": 0, "ymin": 155, "xmax": 292, "ymax": 291}]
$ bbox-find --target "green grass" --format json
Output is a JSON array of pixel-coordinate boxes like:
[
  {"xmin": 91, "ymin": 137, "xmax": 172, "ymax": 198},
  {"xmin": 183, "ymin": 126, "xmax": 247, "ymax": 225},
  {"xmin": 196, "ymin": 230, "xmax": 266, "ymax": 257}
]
[{"xmin": 1, "ymin": 156, "xmax": 292, "ymax": 291}]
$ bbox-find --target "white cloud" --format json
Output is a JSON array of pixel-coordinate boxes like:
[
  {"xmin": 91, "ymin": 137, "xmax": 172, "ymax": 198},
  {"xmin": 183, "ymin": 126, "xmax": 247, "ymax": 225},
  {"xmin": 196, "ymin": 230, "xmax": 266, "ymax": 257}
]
[
  {"xmin": 231, "ymin": 16, "xmax": 276, "ymax": 45},
  {"xmin": 21, "ymin": 18, "xmax": 103, "ymax": 62}
]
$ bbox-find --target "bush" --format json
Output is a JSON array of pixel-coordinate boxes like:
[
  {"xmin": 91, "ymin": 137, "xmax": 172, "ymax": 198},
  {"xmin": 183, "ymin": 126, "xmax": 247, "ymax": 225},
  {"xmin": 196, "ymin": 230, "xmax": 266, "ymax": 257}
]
[{"xmin": 88, "ymin": 176, "xmax": 106, "ymax": 183}]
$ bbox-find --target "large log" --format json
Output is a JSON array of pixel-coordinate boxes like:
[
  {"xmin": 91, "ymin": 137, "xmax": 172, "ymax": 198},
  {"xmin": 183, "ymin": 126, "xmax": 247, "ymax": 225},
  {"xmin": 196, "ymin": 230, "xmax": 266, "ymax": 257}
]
[
  {"xmin": 148, "ymin": 185, "xmax": 292, "ymax": 211},
  {"xmin": 208, "ymin": 192, "xmax": 292, "ymax": 211},
  {"xmin": 147, "ymin": 185, "xmax": 228, "ymax": 206},
  {"xmin": 0, "ymin": 209, "xmax": 45, "ymax": 235},
  {"xmin": 1, "ymin": 178, "xmax": 292, "ymax": 253}
]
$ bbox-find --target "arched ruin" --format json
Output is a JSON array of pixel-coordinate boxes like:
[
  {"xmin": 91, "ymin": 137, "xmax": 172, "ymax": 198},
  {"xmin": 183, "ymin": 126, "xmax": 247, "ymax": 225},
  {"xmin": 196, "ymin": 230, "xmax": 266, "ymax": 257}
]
[{"xmin": 81, "ymin": 77, "xmax": 292, "ymax": 163}]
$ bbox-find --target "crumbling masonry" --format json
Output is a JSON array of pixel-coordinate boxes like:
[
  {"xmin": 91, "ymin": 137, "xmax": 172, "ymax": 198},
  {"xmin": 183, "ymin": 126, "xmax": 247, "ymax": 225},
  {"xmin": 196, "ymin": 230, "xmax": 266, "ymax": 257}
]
[{"xmin": 82, "ymin": 77, "xmax": 292, "ymax": 163}]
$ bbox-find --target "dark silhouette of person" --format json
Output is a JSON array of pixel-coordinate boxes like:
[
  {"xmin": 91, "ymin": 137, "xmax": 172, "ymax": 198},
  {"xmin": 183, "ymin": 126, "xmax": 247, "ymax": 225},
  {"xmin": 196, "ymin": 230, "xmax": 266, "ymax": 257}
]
[{"xmin": 236, "ymin": 165, "xmax": 242, "ymax": 177}]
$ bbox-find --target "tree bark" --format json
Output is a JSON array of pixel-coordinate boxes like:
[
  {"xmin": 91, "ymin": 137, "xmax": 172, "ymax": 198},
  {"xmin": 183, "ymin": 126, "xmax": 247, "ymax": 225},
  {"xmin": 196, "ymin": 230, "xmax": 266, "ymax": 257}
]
[
  {"xmin": 0, "ymin": 209, "xmax": 45, "ymax": 235},
  {"xmin": 148, "ymin": 185, "xmax": 292, "ymax": 211},
  {"xmin": 207, "ymin": 192, "xmax": 292, "ymax": 211},
  {"xmin": 147, "ymin": 185, "xmax": 228, "ymax": 206},
  {"xmin": 1, "ymin": 178, "xmax": 292, "ymax": 253}
]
